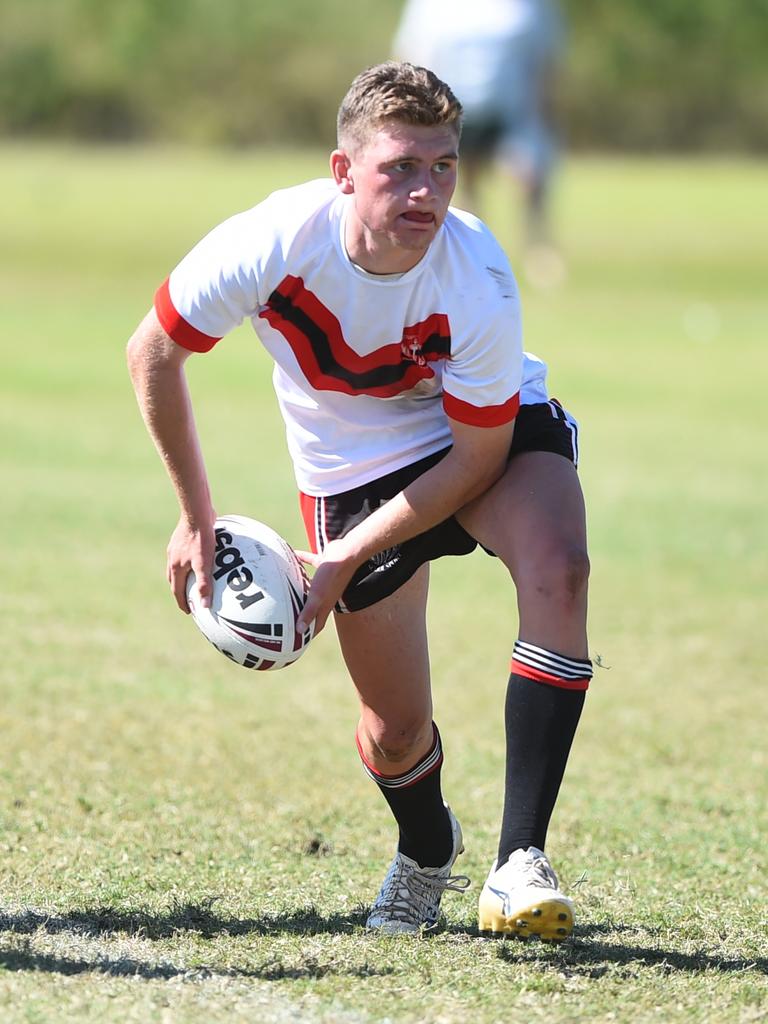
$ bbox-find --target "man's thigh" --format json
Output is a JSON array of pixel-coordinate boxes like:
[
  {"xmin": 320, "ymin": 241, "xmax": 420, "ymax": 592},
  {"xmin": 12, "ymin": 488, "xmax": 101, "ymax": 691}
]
[
  {"xmin": 457, "ymin": 451, "xmax": 586, "ymax": 568},
  {"xmin": 333, "ymin": 564, "xmax": 433, "ymax": 727},
  {"xmin": 456, "ymin": 451, "xmax": 588, "ymax": 654}
]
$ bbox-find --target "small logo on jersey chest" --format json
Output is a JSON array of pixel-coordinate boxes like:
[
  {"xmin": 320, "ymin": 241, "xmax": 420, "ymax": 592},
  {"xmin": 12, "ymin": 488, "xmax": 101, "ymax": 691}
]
[{"xmin": 400, "ymin": 332, "xmax": 428, "ymax": 367}]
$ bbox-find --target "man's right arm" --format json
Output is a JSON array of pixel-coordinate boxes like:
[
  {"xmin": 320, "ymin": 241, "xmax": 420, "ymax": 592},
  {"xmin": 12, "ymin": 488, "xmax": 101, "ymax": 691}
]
[{"xmin": 126, "ymin": 308, "xmax": 216, "ymax": 612}]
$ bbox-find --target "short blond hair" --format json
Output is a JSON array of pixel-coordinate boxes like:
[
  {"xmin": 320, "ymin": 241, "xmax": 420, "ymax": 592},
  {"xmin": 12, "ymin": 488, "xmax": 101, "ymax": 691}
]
[{"xmin": 337, "ymin": 62, "xmax": 462, "ymax": 151}]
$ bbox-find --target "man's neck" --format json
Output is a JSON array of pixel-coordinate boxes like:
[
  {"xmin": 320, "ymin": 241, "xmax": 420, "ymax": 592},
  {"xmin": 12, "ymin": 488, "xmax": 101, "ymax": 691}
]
[{"xmin": 344, "ymin": 219, "xmax": 428, "ymax": 276}]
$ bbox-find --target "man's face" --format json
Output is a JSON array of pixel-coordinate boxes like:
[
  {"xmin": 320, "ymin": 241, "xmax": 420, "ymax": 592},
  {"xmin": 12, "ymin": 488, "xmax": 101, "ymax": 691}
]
[{"xmin": 331, "ymin": 121, "xmax": 459, "ymax": 274}]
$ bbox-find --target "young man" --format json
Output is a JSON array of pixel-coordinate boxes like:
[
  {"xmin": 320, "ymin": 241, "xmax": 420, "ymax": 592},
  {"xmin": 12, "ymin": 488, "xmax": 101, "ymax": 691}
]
[{"xmin": 127, "ymin": 62, "xmax": 591, "ymax": 939}]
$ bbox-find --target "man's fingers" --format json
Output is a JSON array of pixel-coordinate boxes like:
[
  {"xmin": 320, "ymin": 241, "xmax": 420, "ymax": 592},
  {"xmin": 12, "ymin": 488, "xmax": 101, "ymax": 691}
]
[
  {"xmin": 169, "ymin": 558, "xmax": 212, "ymax": 615},
  {"xmin": 295, "ymin": 544, "xmax": 355, "ymax": 634},
  {"xmin": 166, "ymin": 519, "xmax": 216, "ymax": 615},
  {"xmin": 296, "ymin": 601, "xmax": 315, "ymax": 636},
  {"xmin": 294, "ymin": 549, "xmax": 320, "ymax": 569},
  {"xmin": 192, "ymin": 559, "xmax": 213, "ymax": 609},
  {"xmin": 171, "ymin": 566, "xmax": 192, "ymax": 614},
  {"xmin": 297, "ymin": 610, "xmax": 327, "ymax": 636},
  {"xmin": 296, "ymin": 591, "xmax": 329, "ymax": 636},
  {"xmin": 295, "ymin": 551, "xmax": 321, "ymax": 631}
]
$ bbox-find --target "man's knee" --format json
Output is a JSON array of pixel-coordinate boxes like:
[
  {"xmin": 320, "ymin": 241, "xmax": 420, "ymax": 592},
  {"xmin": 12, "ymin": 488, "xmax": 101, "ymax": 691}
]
[
  {"xmin": 516, "ymin": 542, "xmax": 590, "ymax": 607},
  {"xmin": 560, "ymin": 544, "xmax": 591, "ymax": 600},
  {"xmin": 361, "ymin": 715, "xmax": 433, "ymax": 767}
]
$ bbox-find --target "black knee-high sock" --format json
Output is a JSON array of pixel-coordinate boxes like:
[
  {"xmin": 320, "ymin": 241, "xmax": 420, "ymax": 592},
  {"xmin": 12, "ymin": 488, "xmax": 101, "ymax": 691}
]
[
  {"xmin": 357, "ymin": 723, "xmax": 453, "ymax": 868},
  {"xmin": 497, "ymin": 640, "xmax": 592, "ymax": 865}
]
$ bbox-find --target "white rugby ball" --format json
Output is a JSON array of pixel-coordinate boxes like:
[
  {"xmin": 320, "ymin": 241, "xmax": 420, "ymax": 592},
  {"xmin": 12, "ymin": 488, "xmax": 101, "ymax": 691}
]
[{"xmin": 186, "ymin": 515, "xmax": 313, "ymax": 671}]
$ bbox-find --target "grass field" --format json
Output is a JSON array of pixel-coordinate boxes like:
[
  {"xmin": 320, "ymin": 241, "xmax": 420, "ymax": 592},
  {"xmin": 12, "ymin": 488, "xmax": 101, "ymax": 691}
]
[{"xmin": 1, "ymin": 143, "xmax": 766, "ymax": 1023}]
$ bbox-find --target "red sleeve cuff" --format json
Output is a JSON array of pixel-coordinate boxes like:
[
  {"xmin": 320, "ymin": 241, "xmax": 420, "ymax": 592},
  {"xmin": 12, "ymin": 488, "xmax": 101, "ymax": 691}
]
[
  {"xmin": 443, "ymin": 390, "xmax": 520, "ymax": 427},
  {"xmin": 154, "ymin": 278, "xmax": 221, "ymax": 353}
]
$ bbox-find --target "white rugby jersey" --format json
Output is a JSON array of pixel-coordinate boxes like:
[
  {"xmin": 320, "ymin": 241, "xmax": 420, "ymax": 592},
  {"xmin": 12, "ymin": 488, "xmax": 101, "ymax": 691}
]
[{"xmin": 155, "ymin": 178, "xmax": 549, "ymax": 496}]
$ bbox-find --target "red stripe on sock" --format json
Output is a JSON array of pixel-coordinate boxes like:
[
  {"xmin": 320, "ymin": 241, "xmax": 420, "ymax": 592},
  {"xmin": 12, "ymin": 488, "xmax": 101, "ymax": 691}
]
[
  {"xmin": 355, "ymin": 725, "xmax": 443, "ymax": 788},
  {"xmin": 510, "ymin": 659, "xmax": 591, "ymax": 691}
]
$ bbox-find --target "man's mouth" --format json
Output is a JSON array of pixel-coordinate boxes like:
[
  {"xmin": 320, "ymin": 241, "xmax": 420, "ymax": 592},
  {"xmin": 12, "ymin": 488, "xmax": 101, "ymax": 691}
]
[{"xmin": 401, "ymin": 211, "xmax": 434, "ymax": 224}]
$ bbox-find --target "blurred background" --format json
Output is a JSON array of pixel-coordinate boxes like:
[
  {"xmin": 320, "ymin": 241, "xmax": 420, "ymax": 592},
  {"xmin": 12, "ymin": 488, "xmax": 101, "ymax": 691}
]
[
  {"xmin": 2, "ymin": 0, "xmax": 766, "ymax": 151},
  {"xmin": 2, "ymin": 2, "xmax": 766, "ymax": 732}
]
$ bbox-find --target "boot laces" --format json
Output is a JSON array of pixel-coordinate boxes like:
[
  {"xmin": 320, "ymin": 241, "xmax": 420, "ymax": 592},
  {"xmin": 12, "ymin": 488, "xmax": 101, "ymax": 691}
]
[{"xmin": 373, "ymin": 854, "xmax": 470, "ymax": 928}]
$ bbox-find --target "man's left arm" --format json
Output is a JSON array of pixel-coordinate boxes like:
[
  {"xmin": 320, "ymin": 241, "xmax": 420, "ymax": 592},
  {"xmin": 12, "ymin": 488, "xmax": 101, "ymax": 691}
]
[{"xmin": 296, "ymin": 415, "xmax": 515, "ymax": 633}]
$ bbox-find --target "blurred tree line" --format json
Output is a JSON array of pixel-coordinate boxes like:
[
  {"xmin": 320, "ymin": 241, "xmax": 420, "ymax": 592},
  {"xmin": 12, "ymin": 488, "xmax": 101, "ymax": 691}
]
[{"xmin": 1, "ymin": 0, "xmax": 766, "ymax": 150}]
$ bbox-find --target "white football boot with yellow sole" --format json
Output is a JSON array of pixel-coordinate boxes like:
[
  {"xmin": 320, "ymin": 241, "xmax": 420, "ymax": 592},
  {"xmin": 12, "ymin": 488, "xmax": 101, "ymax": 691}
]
[{"xmin": 478, "ymin": 846, "xmax": 574, "ymax": 941}]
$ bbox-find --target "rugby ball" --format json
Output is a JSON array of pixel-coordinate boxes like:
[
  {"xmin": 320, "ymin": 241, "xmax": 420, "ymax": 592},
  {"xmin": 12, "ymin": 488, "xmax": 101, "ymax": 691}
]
[{"xmin": 186, "ymin": 515, "xmax": 313, "ymax": 671}]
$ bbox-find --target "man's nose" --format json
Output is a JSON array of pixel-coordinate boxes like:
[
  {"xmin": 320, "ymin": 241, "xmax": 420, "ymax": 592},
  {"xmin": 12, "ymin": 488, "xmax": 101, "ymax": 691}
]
[{"xmin": 410, "ymin": 172, "xmax": 435, "ymax": 199}]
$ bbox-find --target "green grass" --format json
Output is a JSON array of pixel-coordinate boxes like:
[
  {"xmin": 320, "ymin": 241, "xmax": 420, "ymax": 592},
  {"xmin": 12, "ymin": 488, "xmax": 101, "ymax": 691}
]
[{"xmin": 1, "ymin": 143, "xmax": 766, "ymax": 1023}]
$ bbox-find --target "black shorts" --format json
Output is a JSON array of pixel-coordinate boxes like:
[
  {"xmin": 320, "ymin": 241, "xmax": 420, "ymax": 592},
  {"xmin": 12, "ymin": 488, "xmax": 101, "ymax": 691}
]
[{"xmin": 299, "ymin": 401, "xmax": 579, "ymax": 613}]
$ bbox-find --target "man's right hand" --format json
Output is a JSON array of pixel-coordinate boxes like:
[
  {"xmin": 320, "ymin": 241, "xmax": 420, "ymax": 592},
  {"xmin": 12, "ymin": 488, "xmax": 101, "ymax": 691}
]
[{"xmin": 166, "ymin": 515, "xmax": 217, "ymax": 613}]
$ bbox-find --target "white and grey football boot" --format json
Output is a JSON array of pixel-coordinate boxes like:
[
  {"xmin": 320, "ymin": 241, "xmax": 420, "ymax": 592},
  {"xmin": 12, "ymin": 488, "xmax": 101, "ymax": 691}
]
[{"xmin": 366, "ymin": 806, "xmax": 469, "ymax": 934}]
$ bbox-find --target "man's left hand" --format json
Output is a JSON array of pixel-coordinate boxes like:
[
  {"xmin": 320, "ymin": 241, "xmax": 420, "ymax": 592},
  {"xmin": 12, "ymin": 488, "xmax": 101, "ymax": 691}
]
[{"xmin": 295, "ymin": 539, "xmax": 358, "ymax": 634}]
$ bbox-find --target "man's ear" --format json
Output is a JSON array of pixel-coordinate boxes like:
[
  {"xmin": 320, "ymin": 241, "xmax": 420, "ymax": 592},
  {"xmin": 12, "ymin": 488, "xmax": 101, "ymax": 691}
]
[{"xmin": 330, "ymin": 149, "xmax": 354, "ymax": 193}]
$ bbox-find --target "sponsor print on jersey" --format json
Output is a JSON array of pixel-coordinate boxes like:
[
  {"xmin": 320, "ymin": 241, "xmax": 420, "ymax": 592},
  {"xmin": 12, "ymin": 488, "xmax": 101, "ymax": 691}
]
[{"xmin": 260, "ymin": 275, "xmax": 451, "ymax": 397}]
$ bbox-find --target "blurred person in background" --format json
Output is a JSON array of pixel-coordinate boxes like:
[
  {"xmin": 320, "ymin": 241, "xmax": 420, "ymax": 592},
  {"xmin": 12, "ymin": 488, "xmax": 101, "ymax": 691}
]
[{"xmin": 394, "ymin": 0, "xmax": 566, "ymax": 286}]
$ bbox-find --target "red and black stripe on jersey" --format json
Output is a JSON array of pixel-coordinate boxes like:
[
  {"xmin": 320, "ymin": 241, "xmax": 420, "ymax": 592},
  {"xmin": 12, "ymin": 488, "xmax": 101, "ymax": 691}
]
[{"xmin": 259, "ymin": 275, "xmax": 451, "ymax": 398}]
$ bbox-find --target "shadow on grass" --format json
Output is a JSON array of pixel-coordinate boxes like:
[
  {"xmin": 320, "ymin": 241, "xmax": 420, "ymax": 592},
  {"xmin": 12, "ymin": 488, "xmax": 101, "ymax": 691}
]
[
  {"xmin": 1, "ymin": 906, "xmax": 764, "ymax": 980},
  {"xmin": 0, "ymin": 901, "xmax": 369, "ymax": 940},
  {"xmin": 0, "ymin": 901, "xmax": 395, "ymax": 980},
  {"xmin": 482, "ymin": 923, "xmax": 768, "ymax": 978},
  {"xmin": 0, "ymin": 945, "xmax": 391, "ymax": 982}
]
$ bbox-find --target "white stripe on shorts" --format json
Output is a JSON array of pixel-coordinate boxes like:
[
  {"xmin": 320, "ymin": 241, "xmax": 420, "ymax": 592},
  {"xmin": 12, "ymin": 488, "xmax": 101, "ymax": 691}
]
[
  {"xmin": 314, "ymin": 495, "xmax": 350, "ymax": 613},
  {"xmin": 547, "ymin": 401, "xmax": 579, "ymax": 467}
]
